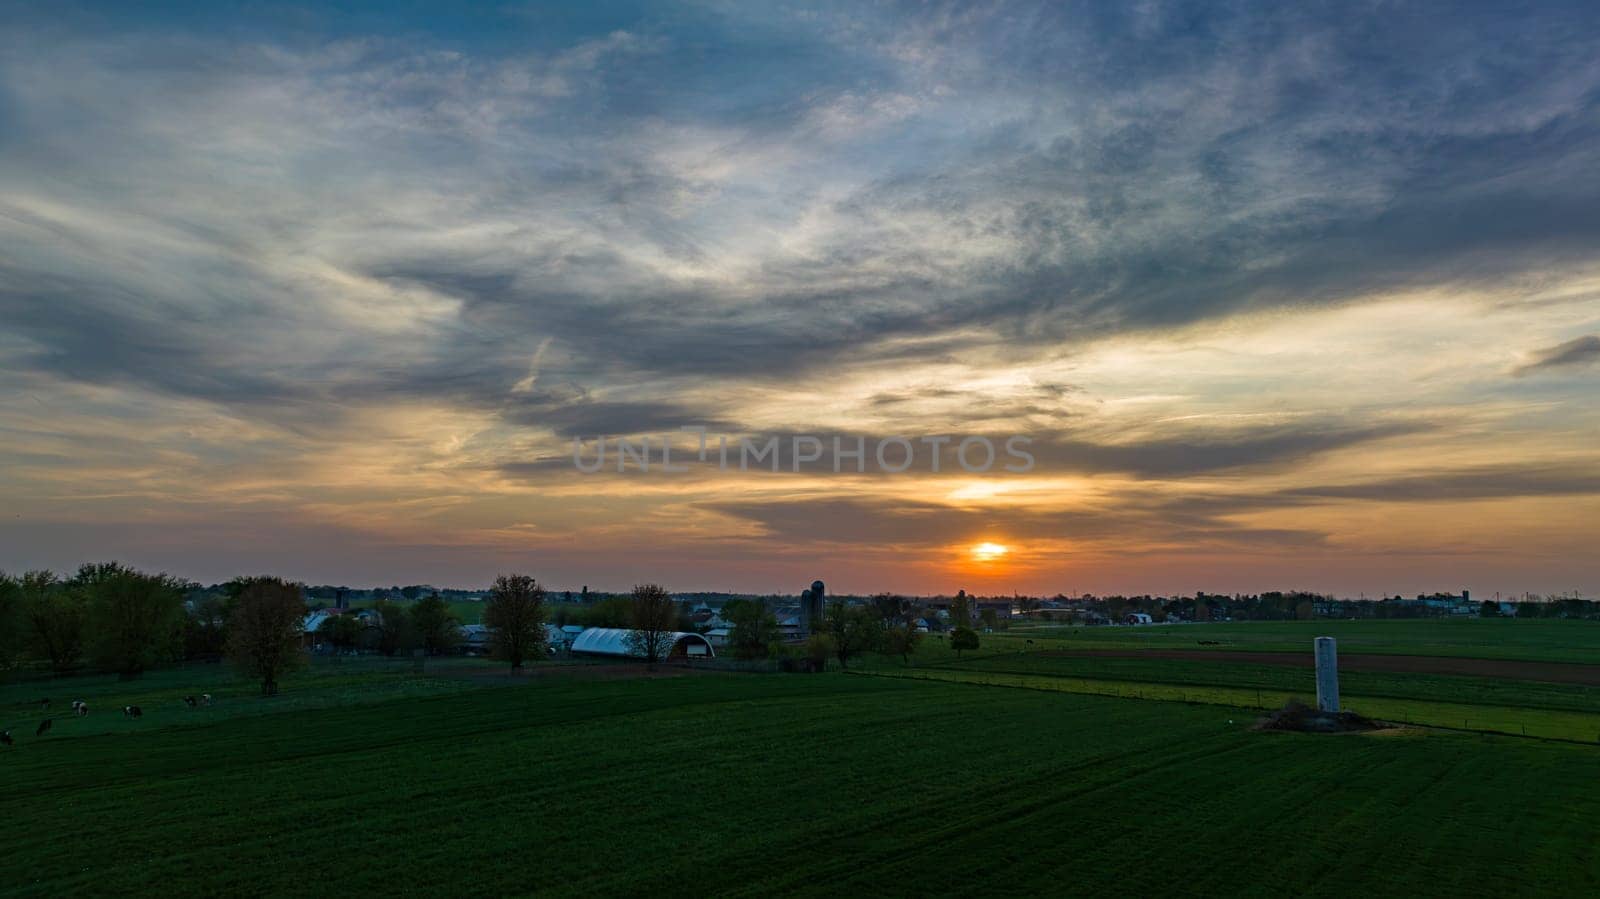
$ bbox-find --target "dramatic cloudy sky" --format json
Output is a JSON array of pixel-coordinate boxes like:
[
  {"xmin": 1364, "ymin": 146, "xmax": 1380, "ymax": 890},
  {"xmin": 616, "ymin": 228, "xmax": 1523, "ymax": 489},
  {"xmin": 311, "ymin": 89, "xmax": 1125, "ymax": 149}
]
[{"xmin": 3, "ymin": 1, "xmax": 1598, "ymax": 596}]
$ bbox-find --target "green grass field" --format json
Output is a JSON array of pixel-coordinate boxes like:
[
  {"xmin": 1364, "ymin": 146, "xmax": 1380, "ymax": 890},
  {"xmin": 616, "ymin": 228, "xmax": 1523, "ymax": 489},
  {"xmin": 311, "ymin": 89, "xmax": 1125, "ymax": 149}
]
[
  {"xmin": 848, "ymin": 619, "xmax": 1600, "ymax": 742},
  {"xmin": 991, "ymin": 618, "xmax": 1600, "ymax": 663},
  {"xmin": 3, "ymin": 620, "xmax": 1598, "ymax": 895}
]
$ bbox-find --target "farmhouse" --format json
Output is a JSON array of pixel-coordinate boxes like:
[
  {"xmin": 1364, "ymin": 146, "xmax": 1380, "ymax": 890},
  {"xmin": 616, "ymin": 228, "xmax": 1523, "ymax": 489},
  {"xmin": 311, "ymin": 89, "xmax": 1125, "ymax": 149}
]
[
  {"xmin": 544, "ymin": 624, "xmax": 586, "ymax": 652},
  {"xmin": 569, "ymin": 627, "xmax": 715, "ymax": 660}
]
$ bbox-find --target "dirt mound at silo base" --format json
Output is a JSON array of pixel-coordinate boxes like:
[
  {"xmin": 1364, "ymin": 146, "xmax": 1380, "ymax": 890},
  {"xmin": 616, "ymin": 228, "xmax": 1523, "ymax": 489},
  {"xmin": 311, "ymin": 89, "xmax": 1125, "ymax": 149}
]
[{"xmin": 1257, "ymin": 699, "xmax": 1385, "ymax": 733}]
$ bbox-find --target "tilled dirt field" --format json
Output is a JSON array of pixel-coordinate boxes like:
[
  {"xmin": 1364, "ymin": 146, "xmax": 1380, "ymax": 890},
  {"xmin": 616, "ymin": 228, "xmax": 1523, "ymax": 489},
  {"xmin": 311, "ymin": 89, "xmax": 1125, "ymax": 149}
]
[{"xmin": 1044, "ymin": 649, "xmax": 1600, "ymax": 685}]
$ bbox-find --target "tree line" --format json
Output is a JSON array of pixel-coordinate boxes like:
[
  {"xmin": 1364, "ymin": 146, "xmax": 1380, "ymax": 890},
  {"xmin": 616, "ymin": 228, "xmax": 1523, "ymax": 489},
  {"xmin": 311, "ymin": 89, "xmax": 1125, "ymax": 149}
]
[{"xmin": 0, "ymin": 565, "xmax": 697, "ymax": 693}]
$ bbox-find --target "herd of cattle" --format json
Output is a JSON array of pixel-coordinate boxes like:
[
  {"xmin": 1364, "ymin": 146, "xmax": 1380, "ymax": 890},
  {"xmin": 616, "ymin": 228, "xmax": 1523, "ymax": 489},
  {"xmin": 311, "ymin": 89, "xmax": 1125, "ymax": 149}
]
[{"xmin": 1, "ymin": 694, "xmax": 213, "ymax": 746}]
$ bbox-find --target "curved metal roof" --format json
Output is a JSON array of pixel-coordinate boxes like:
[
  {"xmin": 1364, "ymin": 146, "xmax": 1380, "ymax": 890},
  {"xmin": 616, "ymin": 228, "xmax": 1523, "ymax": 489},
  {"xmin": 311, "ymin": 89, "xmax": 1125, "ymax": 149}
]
[{"xmin": 569, "ymin": 627, "xmax": 715, "ymax": 658}]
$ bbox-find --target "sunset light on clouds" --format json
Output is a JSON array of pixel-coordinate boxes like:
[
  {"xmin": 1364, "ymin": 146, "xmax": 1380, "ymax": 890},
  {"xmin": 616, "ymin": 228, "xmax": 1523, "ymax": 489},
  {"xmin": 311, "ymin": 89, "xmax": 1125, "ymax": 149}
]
[{"xmin": 2, "ymin": 1, "xmax": 1598, "ymax": 597}]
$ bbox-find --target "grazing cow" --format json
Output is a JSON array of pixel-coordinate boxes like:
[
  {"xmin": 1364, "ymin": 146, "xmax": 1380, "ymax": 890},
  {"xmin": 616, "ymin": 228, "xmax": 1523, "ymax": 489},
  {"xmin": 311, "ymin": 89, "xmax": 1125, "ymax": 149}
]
[
  {"xmin": 183, "ymin": 695, "xmax": 198, "ymax": 708},
  {"xmin": 1026, "ymin": 639, "xmax": 1034, "ymax": 645},
  {"xmin": 123, "ymin": 706, "xmax": 143, "ymax": 718},
  {"xmin": 202, "ymin": 694, "xmax": 213, "ymax": 706},
  {"xmin": 36, "ymin": 719, "xmax": 52, "ymax": 737},
  {"xmin": 1, "ymin": 730, "xmax": 12, "ymax": 746},
  {"xmin": 71, "ymin": 700, "xmax": 88, "ymax": 717}
]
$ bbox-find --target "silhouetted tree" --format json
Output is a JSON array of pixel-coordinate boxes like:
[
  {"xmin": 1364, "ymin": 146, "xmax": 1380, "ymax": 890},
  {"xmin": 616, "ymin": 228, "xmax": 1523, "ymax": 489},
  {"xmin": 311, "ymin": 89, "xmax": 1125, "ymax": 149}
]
[
  {"xmin": 371, "ymin": 599, "xmax": 415, "ymax": 656},
  {"xmin": 484, "ymin": 574, "xmax": 548, "ymax": 671},
  {"xmin": 626, "ymin": 583, "xmax": 676, "ymax": 666},
  {"xmin": 950, "ymin": 626, "xmax": 980, "ymax": 658},
  {"xmin": 411, "ymin": 594, "xmax": 459, "ymax": 656},
  {"xmin": 226, "ymin": 577, "xmax": 307, "ymax": 696},
  {"xmin": 182, "ymin": 594, "xmax": 230, "ymax": 661},
  {"xmin": 881, "ymin": 624, "xmax": 923, "ymax": 666},
  {"xmin": 951, "ymin": 590, "xmax": 973, "ymax": 627},
  {"xmin": 826, "ymin": 601, "xmax": 882, "ymax": 669},
  {"xmin": 872, "ymin": 592, "xmax": 911, "ymax": 627}
]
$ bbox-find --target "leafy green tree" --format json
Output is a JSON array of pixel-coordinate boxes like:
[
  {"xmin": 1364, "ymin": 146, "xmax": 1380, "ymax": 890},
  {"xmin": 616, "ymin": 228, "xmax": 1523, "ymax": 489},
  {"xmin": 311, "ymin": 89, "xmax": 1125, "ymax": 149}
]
[
  {"xmin": 371, "ymin": 599, "xmax": 416, "ymax": 656},
  {"xmin": 825, "ymin": 601, "xmax": 882, "ymax": 669},
  {"xmin": 0, "ymin": 573, "xmax": 23, "ymax": 676},
  {"xmin": 20, "ymin": 571, "xmax": 84, "ymax": 674},
  {"xmin": 803, "ymin": 632, "xmax": 835, "ymax": 672},
  {"xmin": 725, "ymin": 598, "xmax": 781, "ymax": 659},
  {"xmin": 950, "ymin": 626, "xmax": 980, "ymax": 658},
  {"xmin": 585, "ymin": 596, "xmax": 634, "ymax": 629},
  {"xmin": 626, "ymin": 583, "xmax": 677, "ymax": 667},
  {"xmin": 77, "ymin": 562, "xmax": 188, "ymax": 679},
  {"xmin": 226, "ymin": 577, "xmax": 307, "ymax": 696},
  {"xmin": 1479, "ymin": 600, "xmax": 1500, "ymax": 617},
  {"xmin": 951, "ymin": 590, "xmax": 973, "ymax": 627},
  {"xmin": 484, "ymin": 574, "xmax": 548, "ymax": 670},
  {"xmin": 881, "ymin": 624, "xmax": 923, "ymax": 666},
  {"xmin": 979, "ymin": 608, "xmax": 998, "ymax": 630},
  {"xmin": 317, "ymin": 614, "xmax": 361, "ymax": 651},
  {"xmin": 411, "ymin": 594, "xmax": 459, "ymax": 656},
  {"xmin": 183, "ymin": 594, "xmax": 230, "ymax": 661}
]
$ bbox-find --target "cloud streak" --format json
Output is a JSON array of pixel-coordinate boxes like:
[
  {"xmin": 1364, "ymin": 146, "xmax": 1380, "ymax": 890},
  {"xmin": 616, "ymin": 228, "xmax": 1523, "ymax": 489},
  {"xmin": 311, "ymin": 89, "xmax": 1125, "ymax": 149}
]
[
  {"xmin": 1, "ymin": 1, "xmax": 1597, "ymax": 594},
  {"xmin": 1511, "ymin": 335, "xmax": 1600, "ymax": 377}
]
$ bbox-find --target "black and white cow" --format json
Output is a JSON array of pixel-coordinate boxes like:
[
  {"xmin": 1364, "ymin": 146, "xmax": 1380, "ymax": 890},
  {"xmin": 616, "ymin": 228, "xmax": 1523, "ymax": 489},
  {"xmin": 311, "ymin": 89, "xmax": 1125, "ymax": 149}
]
[
  {"xmin": 71, "ymin": 700, "xmax": 88, "ymax": 717},
  {"xmin": 1, "ymin": 730, "xmax": 13, "ymax": 746},
  {"xmin": 123, "ymin": 706, "xmax": 143, "ymax": 718}
]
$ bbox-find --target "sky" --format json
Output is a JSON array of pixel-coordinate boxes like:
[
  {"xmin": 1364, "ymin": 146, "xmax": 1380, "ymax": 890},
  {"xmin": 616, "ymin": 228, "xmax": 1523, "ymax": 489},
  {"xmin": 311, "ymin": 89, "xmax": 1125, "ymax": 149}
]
[{"xmin": 2, "ymin": 0, "xmax": 1598, "ymax": 598}]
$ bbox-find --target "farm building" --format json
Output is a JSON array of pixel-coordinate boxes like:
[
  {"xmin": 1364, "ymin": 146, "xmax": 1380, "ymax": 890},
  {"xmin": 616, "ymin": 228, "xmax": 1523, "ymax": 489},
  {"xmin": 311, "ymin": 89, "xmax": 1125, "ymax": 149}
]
[
  {"xmin": 544, "ymin": 624, "xmax": 586, "ymax": 652},
  {"xmin": 459, "ymin": 624, "xmax": 493, "ymax": 654},
  {"xmin": 1124, "ymin": 612, "xmax": 1154, "ymax": 625},
  {"xmin": 302, "ymin": 611, "xmax": 335, "ymax": 648},
  {"xmin": 569, "ymin": 627, "xmax": 715, "ymax": 660}
]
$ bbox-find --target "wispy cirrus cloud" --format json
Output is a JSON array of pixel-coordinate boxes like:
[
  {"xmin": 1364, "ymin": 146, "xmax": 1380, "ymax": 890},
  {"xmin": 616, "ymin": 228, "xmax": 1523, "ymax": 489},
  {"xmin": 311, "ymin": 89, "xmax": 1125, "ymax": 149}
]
[
  {"xmin": 1, "ymin": 1, "xmax": 1598, "ymax": 594},
  {"xmin": 1511, "ymin": 335, "xmax": 1600, "ymax": 377}
]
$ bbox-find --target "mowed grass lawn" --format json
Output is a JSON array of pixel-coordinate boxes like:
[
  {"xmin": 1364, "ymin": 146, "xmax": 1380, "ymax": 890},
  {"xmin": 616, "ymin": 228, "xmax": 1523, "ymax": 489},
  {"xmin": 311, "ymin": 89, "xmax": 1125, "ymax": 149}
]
[{"xmin": 2, "ymin": 672, "xmax": 1598, "ymax": 897}]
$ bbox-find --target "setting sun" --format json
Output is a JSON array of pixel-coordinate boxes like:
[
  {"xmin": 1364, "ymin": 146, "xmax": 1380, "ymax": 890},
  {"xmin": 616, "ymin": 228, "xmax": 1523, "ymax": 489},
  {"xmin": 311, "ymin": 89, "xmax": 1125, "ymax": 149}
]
[{"xmin": 971, "ymin": 542, "xmax": 1010, "ymax": 563}]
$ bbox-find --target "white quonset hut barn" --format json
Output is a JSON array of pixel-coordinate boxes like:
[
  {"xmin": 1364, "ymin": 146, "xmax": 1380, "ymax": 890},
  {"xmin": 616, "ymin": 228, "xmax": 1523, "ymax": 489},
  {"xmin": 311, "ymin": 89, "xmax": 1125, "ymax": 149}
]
[{"xmin": 569, "ymin": 627, "xmax": 715, "ymax": 660}]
